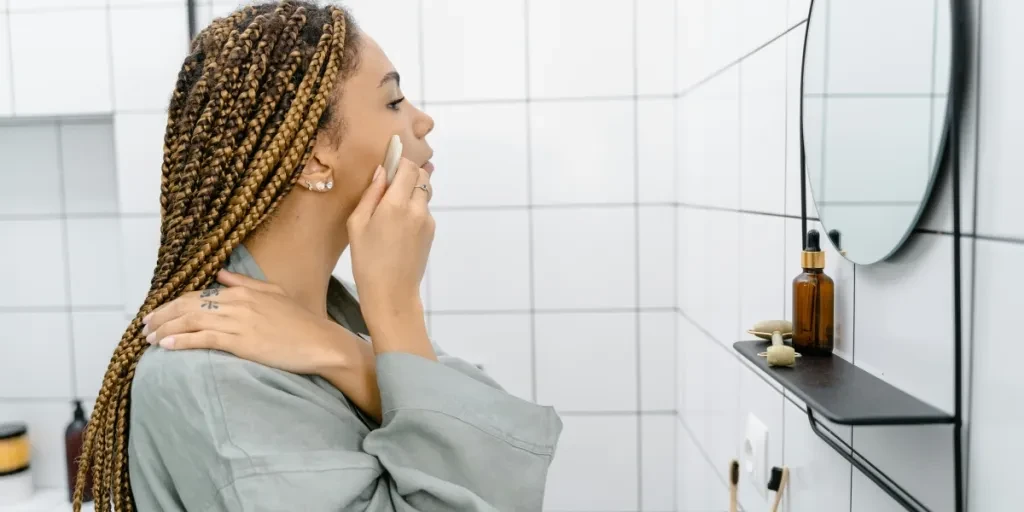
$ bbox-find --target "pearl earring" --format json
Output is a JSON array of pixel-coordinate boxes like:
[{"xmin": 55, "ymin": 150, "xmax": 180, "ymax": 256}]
[{"xmin": 304, "ymin": 179, "xmax": 333, "ymax": 192}]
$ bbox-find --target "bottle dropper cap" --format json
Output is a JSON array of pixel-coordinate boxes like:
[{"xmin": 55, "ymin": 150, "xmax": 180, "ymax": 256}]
[
  {"xmin": 72, "ymin": 399, "xmax": 86, "ymax": 422},
  {"xmin": 801, "ymin": 229, "xmax": 825, "ymax": 269}
]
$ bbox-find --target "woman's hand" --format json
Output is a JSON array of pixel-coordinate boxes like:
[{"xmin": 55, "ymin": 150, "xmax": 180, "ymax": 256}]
[
  {"xmin": 347, "ymin": 159, "xmax": 436, "ymax": 360},
  {"xmin": 142, "ymin": 270, "xmax": 349, "ymax": 375},
  {"xmin": 142, "ymin": 270, "xmax": 382, "ymax": 420},
  {"xmin": 348, "ymin": 159, "xmax": 433, "ymax": 316}
]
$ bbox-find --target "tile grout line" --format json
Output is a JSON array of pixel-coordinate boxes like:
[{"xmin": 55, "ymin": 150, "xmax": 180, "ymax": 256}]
[
  {"xmin": 522, "ymin": 0, "xmax": 537, "ymax": 405},
  {"xmin": 671, "ymin": 0, "xmax": 680, "ymax": 507},
  {"xmin": 630, "ymin": 0, "xmax": 642, "ymax": 508},
  {"xmin": 105, "ymin": 0, "xmax": 117, "ymax": 111},
  {"xmin": 678, "ymin": 20, "xmax": 807, "ymax": 98},
  {"xmin": 676, "ymin": 414, "xmax": 734, "ymax": 495},
  {"xmin": 53, "ymin": 121, "xmax": 79, "ymax": 400}
]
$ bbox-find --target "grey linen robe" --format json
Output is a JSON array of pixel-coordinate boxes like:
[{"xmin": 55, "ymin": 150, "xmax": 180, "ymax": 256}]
[{"xmin": 127, "ymin": 245, "xmax": 562, "ymax": 511}]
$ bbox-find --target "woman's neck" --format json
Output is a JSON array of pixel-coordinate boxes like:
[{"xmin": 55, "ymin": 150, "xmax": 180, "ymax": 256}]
[{"xmin": 243, "ymin": 202, "xmax": 350, "ymax": 318}]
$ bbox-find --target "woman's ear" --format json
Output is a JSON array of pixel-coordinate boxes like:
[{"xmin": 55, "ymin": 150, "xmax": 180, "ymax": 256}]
[{"xmin": 297, "ymin": 154, "xmax": 335, "ymax": 192}]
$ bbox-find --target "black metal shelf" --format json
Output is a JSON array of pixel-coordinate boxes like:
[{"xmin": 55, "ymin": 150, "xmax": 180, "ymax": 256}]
[
  {"xmin": 734, "ymin": 340, "xmax": 956, "ymax": 511},
  {"xmin": 733, "ymin": 340, "xmax": 953, "ymax": 426}
]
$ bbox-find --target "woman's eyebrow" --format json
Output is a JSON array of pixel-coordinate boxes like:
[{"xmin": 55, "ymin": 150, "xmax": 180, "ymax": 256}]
[{"xmin": 378, "ymin": 71, "xmax": 401, "ymax": 88}]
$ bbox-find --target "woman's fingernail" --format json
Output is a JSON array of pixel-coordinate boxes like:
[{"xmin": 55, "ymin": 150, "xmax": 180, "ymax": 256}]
[
  {"xmin": 146, "ymin": 332, "xmax": 156, "ymax": 344},
  {"xmin": 160, "ymin": 337, "xmax": 175, "ymax": 349},
  {"xmin": 373, "ymin": 165, "xmax": 384, "ymax": 182},
  {"xmin": 141, "ymin": 324, "xmax": 150, "ymax": 336},
  {"xmin": 142, "ymin": 313, "xmax": 152, "ymax": 324}
]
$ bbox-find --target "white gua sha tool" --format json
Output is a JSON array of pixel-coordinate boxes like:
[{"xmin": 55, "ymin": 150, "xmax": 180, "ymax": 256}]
[{"xmin": 382, "ymin": 134, "xmax": 403, "ymax": 184}]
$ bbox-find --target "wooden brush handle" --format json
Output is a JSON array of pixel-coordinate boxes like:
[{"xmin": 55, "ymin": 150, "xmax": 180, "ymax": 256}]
[{"xmin": 769, "ymin": 467, "xmax": 790, "ymax": 512}]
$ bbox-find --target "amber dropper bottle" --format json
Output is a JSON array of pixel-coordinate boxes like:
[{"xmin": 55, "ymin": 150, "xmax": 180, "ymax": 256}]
[{"xmin": 792, "ymin": 229, "xmax": 835, "ymax": 356}]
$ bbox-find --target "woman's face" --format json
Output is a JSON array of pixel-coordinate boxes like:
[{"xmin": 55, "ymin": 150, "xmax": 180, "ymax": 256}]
[{"xmin": 308, "ymin": 33, "xmax": 435, "ymax": 214}]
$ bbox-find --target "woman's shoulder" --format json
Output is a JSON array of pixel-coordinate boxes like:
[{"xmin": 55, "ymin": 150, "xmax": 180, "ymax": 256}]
[
  {"xmin": 131, "ymin": 347, "xmax": 258, "ymax": 428},
  {"xmin": 134, "ymin": 345, "xmax": 249, "ymax": 391},
  {"xmin": 131, "ymin": 347, "xmax": 367, "ymax": 436},
  {"xmin": 133, "ymin": 346, "xmax": 318, "ymax": 406},
  {"xmin": 130, "ymin": 347, "xmax": 372, "ymax": 469}
]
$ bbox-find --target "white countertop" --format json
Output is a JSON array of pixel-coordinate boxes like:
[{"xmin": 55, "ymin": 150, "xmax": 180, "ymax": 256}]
[{"xmin": 0, "ymin": 490, "xmax": 93, "ymax": 512}]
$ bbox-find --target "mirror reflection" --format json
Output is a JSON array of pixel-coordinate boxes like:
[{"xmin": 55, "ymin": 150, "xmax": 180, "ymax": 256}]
[{"xmin": 802, "ymin": 0, "xmax": 955, "ymax": 264}]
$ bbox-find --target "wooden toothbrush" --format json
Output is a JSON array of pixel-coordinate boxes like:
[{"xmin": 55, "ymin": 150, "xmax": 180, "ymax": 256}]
[
  {"xmin": 767, "ymin": 466, "xmax": 790, "ymax": 512},
  {"xmin": 729, "ymin": 459, "xmax": 739, "ymax": 512}
]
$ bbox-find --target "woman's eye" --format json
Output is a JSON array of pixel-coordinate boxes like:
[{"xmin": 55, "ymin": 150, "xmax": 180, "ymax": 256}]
[{"xmin": 387, "ymin": 97, "xmax": 406, "ymax": 111}]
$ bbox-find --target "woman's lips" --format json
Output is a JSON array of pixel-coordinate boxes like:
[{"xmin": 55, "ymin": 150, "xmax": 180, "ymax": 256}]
[{"xmin": 423, "ymin": 161, "xmax": 435, "ymax": 175}]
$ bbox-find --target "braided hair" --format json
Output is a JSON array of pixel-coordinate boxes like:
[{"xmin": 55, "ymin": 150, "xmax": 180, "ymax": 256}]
[{"xmin": 73, "ymin": 2, "xmax": 360, "ymax": 510}]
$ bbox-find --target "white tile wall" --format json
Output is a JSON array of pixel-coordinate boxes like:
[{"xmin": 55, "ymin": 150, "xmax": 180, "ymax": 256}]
[
  {"xmin": 0, "ymin": 119, "xmax": 124, "ymax": 500},
  {"xmin": 421, "ymin": 0, "xmax": 526, "ymax": 102},
  {"xmin": 675, "ymin": 0, "xmax": 1021, "ymax": 510},
  {"xmin": 109, "ymin": 4, "xmax": 189, "ymax": 112},
  {"xmin": 0, "ymin": 11, "xmax": 12, "ymax": 116},
  {"xmin": 637, "ymin": 98, "xmax": 677, "ymax": 203},
  {"xmin": 641, "ymin": 415, "xmax": 677, "ymax": 511},
  {"xmin": 527, "ymin": 0, "xmax": 634, "ymax": 98},
  {"xmin": 113, "ymin": 112, "xmax": 167, "ymax": 215},
  {"xmin": 1, "ymin": 2, "xmax": 677, "ymax": 509},
  {"xmin": 425, "ymin": 103, "xmax": 530, "ymax": 207},
  {"xmin": 0, "ymin": 221, "xmax": 67, "ymax": 308},
  {"xmin": 535, "ymin": 311, "xmax": 637, "ymax": 412},
  {"xmin": 428, "ymin": 209, "xmax": 531, "ymax": 311},
  {"xmin": 0, "ymin": 123, "xmax": 63, "ymax": 215},
  {"xmin": 532, "ymin": 207, "xmax": 636, "ymax": 309},
  {"xmin": 8, "ymin": 9, "xmax": 112, "ymax": 115},
  {"xmin": 2, "ymin": 0, "xmax": 1021, "ymax": 510},
  {"xmin": 967, "ymin": 240, "xmax": 1022, "ymax": 510},
  {"xmin": 59, "ymin": 122, "xmax": 118, "ymax": 215},
  {"xmin": 529, "ymin": 99, "xmax": 636, "ymax": 205},
  {"xmin": 427, "ymin": 313, "xmax": 533, "ymax": 401},
  {"xmin": 544, "ymin": 415, "xmax": 639, "ymax": 511}
]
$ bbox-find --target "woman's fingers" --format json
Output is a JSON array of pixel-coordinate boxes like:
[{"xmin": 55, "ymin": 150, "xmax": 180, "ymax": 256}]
[
  {"xmin": 410, "ymin": 166, "xmax": 432, "ymax": 205},
  {"xmin": 383, "ymin": 158, "xmax": 422, "ymax": 205},
  {"xmin": 143, "ymin": 288, "xmax": 244, "ymax": 334},
  {"xmin": 145, "ymin": 288, "xmax": 223, "ymax": 324},
  {"xmin": 156, "ymin": 330, "xmax": 236, "ymax": 351},
  {"xmin": 349, "ymin": 165, "xmax": 389, "ymax": 232},
  {"xmin": 145, "ymin": 304, "xmax": 243, "ymax": 346}
]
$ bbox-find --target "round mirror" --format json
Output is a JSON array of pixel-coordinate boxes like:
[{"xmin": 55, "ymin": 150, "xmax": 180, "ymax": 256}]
[{"xmin": 801, "ymin": 0, "xmax": 961, "ymax": 264}]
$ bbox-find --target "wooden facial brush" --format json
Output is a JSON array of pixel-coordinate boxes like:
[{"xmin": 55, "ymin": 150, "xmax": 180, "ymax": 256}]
[{"xmin": 382, "ymin": 134, "xmax": 403, "ymax": 184}]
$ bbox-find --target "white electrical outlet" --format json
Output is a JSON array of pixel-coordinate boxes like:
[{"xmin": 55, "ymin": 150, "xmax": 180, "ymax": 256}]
[{"xmin": 743, "ymin": 413, "xmax": 770, "ymax": 499}]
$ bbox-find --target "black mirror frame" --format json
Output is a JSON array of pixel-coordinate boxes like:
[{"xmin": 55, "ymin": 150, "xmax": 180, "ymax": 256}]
[{"xmin": 797, "ymin": 0, "xmax": 970, "ymax": 511}]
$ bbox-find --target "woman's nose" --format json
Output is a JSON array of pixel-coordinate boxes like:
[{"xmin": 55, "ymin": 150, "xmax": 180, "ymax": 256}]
[{"xmin": 413, "ymin": 108, "xmax": 434, "ymax": 139}]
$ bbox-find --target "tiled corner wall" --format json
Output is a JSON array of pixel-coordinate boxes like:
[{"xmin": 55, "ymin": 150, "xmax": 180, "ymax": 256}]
[
  {"xmin": 1, "ymin": 1, "xmax": 679, "ymax": 510},
  {"xmin": 674, "ymin": 0, "xmax": 1022, "ymax": 510},
  {"xmin": 4, "ymin": 0, "xmax": 1021, "ymax": 511},
  {"xmin": 0, "ymin": 0, "xmax": 192, "ymax": 498}
]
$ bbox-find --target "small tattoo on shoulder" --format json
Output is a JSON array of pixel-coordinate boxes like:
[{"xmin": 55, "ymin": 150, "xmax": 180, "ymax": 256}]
[
  {"xmin": 200, "ymin": 289, "xmax": 219, "ymax": 298},
  {"xmin": 200, "ymin": 301, "xmax": 219, "ymax": 310}
]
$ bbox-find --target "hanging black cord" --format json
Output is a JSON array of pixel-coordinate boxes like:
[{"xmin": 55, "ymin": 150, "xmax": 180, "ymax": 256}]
[{"xmin": 187, "ymin": 0, "xmax": 198, "ymax": 41}]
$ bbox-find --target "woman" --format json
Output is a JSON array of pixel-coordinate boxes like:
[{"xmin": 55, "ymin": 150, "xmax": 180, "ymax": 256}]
[{"xmin": 74, "ymin": 2, "xmax": 562, "ymax": 511}]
